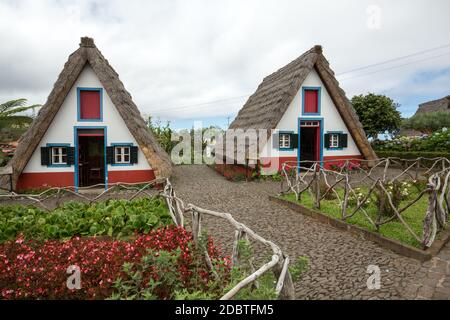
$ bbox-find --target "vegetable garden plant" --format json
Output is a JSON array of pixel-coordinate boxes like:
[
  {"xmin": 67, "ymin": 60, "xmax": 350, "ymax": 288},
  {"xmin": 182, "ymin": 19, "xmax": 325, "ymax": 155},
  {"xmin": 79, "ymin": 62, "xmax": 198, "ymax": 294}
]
[{"xmin": 0, "ymin": 196, "xmax": 307, "ymax": 300}]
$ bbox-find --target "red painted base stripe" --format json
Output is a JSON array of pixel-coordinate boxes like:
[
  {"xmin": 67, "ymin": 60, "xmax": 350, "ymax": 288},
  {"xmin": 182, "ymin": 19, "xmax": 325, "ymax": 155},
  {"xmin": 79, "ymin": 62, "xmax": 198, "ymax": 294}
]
[
  {"xmin": 108, "ymin": 170, "xmax": 156, "ymax": 184},
  {"xmin": 17, "ymin": 172, "xmax": 74, "ymax": 191},
  {"xmin": 258, "ymin": 155, "xmax": 363, "ymax": 171},
  {"xmin": 17, "ymin": 170, "xmax": 157, "ymax": 191}
]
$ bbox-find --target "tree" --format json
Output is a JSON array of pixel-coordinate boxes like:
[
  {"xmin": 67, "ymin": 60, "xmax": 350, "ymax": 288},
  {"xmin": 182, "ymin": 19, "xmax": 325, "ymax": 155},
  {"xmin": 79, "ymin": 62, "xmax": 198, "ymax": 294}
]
[
  {"xmin": 402, "ymin": 110, "xmax": 450, "ymax": 134},
  {"xmin": 147, "ymin": 116, "xmax": 176, "ymax": 154},
  {"xmin": 0, "ymin": 99, "xmax": 41, "ymax": 143},
  {"xmin": 351, "ymin": 93, "xmax": 402, "ymax": 139}
]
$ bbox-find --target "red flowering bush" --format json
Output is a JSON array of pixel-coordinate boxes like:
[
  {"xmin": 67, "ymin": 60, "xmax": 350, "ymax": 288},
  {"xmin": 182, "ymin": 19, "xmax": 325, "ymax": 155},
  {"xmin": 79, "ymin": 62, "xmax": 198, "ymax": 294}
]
[
  {"xmin": 0, "ymin": 226, "xmax": 229, "ymax": 300},
  {"xmin": 329, "ymin": 160, "xmax": 361, "ymax": 172}
]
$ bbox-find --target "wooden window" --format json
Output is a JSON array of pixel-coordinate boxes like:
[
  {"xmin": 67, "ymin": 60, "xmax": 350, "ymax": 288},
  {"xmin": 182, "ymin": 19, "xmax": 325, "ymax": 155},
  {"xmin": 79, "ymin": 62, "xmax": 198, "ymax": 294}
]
[
  {"xmin": 115, "ymin": 146, "xmax": 131, "ymax": 164},
  {"xmin": 330, "ymin": 134, "xmax": 340, "ymax": 148},
  {"xmin": 279, "ymin": 133, "xmax": 291, "ymax": 149},
  {"xmin": 300, "ymin": 121, "xmax": 320, "ymax": 127},
  {"xmin": 324, "ymin": 133, "xmax": 348, "ymax": 149},
  {"xmin": 52, "ymin": 147, "xmax": 68, "ymax": 164},
  {"xmin": 304, "ymin": 89, "xmax": 319, "ymax": 114},
  {"xmin": 79, "ymin": 90, "xmax": 101, "ymax": 120},
  {"xmin": 41, "ymin": 146, "xmax": 74, "ymax": 166}
]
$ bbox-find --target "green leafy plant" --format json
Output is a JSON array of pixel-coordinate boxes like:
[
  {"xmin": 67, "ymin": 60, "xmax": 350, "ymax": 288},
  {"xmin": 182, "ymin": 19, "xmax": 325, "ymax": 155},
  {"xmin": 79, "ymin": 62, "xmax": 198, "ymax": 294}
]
[
  {"xmin": 0, "ymin": 197, "xmax": 172, "ymax": 242},
  {"xmin": 289, "ymin": 256, "xmax": 309, "ymax": 282}
]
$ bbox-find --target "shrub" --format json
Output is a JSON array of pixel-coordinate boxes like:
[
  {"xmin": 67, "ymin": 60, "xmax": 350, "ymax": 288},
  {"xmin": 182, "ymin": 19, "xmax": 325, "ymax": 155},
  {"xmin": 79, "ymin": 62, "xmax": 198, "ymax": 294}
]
[
  {"xmin": 374, "ymin": 181, "xmax": 411, "ymax": 217},
  {"xmin": 373, "ymin": 128, "xmax": 450, "ymax": 152},
  {"xmin": 0, "ymin": 226, "xmax": 228, "ymax": 300},
  {"xmin": 0, "ymin": 197, "xmax": 172, "ymax": 242},
  {"xmin": 402, "ymin": 110, "xmax": 450, "ymax": 134},
  {"xmin": 329, "ymin": 161, "xmax": 361, "ymax": 173}
]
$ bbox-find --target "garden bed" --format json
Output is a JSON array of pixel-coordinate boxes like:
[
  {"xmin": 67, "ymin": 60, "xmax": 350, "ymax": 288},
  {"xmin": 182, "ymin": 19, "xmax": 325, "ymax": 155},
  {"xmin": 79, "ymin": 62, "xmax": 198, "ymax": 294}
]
[
  {"xmin": 270, "ymin": 193, "xmax": 450, "ymax": 261},
  {"xmin": 0, "ymin": 195, "xmax": 306, "ymax": 300},
  {"xmin": 0, "ymin": 197, "xmax": 232, "ymax": 299}
]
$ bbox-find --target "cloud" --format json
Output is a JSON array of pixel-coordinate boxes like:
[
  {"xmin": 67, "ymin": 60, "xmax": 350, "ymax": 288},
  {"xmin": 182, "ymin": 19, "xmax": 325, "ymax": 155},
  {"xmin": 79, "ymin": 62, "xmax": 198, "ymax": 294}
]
[{"xmin": 0, "ymin": 0, "xmax": 449, "ymax": 125}]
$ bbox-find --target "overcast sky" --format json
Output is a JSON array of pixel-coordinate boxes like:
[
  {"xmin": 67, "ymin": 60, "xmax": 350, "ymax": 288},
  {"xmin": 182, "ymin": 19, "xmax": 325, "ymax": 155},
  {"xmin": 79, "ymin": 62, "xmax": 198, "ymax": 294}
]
[{"xmin": 1, "ymin": 0, "xmax": 449, "ymax": 129}]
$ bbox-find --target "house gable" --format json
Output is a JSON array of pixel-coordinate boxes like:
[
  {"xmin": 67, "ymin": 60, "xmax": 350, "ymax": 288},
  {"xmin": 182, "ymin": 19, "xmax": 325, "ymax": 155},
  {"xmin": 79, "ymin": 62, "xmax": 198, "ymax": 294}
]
[
  {"xmin": 7, "ymin": 37, "xmax": 172, "ymax": 190},
  {"xmin": 261, "ymin": 69, "xmax": 361, "ymax": 158},
  {"xmin": 229, "ymin": 45, "xmax": 376, "ymax": 166},
  {"xmin": 22, "ymin": 65, "xmax": 152, "ymax": 175}
]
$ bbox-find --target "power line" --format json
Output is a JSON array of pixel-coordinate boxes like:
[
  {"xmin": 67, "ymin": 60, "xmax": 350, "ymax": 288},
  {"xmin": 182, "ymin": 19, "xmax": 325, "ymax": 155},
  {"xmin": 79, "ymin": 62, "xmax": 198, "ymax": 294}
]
[
  {"xmin": 151, "ymin": 94, "xmax": 250, "ymax": 113},
  {"xmin": 336, "ymin": 43, "xmax": 450, "ymax": 76},
  {"xmin": 339, "ymin": 51, "xmax": 450, "ymax": 81},
  {"xmin": 150, "ymin": 43, "xmax": 450, "ymax": 113}
]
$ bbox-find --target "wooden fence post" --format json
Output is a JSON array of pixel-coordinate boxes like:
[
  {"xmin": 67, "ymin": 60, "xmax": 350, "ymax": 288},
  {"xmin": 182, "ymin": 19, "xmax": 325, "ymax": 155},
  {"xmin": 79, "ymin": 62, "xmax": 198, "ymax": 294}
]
[{"xmin": 272, "ymin": 256, "xmax": 295, "ymax": 300}]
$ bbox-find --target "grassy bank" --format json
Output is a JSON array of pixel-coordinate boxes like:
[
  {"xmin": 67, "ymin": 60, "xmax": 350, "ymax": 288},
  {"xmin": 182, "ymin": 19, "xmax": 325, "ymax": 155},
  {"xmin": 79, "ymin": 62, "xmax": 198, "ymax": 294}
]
[{"xmin": 281, "ymin": 185, "xmax": 429, "ymax": 248}]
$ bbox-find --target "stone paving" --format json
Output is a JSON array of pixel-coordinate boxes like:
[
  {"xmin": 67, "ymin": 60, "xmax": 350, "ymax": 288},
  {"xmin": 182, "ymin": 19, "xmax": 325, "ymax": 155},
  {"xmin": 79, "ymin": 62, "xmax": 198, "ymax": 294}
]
[
  {"xmin": 404, "ymin": 244, "xmax": 450, "ymax": 299},
  {"xmin": 170, "ymin": 165, "xmax": 437, "ymax": 300}
]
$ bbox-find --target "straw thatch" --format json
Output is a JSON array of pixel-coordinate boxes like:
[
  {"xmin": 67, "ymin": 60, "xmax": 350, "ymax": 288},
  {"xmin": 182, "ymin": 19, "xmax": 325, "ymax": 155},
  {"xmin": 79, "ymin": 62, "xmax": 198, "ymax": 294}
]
[
  {"xmin": 229, "ymin": 45, "xmax": 377, "ymax": 164},
  {"xmin": 416, "ymin": 95, "xmax": 450, "ymax": 114},
  {"xmin": 7, "ymin": 37, "xmax": 172, "ymax": 190}
]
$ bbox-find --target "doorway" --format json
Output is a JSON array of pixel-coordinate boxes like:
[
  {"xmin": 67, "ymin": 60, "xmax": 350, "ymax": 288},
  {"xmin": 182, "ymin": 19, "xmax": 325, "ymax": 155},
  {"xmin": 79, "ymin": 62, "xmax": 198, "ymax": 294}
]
[
  {"xmin": 76, "ymin": 128, "xmax": 105, "ymax": 187},
  {"xmin": 299, "ymin": 120, "xmax": 321, "ymax": 169}
]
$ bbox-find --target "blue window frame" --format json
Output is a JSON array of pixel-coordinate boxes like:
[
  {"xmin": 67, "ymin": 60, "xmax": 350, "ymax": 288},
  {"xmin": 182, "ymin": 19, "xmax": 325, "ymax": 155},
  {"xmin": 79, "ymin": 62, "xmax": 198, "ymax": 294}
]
[
  {"xmin": 77, "ymin": 87, "xmax": 103, "ymax": 122},
  {"xmin": 302, "ymin": 86, "xmax": 321, "ymax": 116},
  {"xmin": 325, "ymin": 131, "xmax": 344, "ymax": 150},
  {"xmin": 46, "ymin": 143, "xmax": 71, "ymax": 167},
  {"xmin": 278, "ymin": 131, "xmax": 294, "ymax": 151},
  {"xmin": 111, "ymin": 143, "xmax": 134, "ymax": 166}
]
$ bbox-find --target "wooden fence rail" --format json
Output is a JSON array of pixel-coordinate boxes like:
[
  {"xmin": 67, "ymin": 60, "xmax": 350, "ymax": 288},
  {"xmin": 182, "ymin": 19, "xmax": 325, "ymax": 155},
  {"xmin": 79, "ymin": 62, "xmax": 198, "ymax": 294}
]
[
  {"xmin": 280, "ymin": 157, "xmax": 449, "ymax": 248},
  {"xmin": 0, "ymin": 178, "xmax": 296, "ymax": 300},
  {"xmin": 161, "ymin": 179, "xmax": 295, "ymax": 300}
]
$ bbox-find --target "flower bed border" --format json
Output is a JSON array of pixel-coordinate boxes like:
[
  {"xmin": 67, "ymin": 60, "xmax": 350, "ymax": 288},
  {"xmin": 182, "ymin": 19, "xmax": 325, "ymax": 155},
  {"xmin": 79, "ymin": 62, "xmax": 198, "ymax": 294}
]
[{"xmin": 269, "ymin": 196, "xmax": 450, "ymax": 262}]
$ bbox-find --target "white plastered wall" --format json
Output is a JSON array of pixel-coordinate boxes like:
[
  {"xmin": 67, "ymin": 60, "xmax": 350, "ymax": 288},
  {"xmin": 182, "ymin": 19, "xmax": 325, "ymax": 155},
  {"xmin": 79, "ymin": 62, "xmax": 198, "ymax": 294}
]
[
  {"xmin": 259, "ymin": 69, "xmax": 361, "ymax": 158},
  {"xmin": 23, "ymin": 65, "xmax": 152, "ymax": 173}
]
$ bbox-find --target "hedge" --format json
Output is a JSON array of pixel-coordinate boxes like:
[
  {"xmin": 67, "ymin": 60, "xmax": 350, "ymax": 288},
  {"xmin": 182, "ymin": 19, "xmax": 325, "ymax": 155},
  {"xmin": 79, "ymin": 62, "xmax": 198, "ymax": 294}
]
[{"xmin": 375, "ymin": 151, "xmax": 450, "ymax": 166}]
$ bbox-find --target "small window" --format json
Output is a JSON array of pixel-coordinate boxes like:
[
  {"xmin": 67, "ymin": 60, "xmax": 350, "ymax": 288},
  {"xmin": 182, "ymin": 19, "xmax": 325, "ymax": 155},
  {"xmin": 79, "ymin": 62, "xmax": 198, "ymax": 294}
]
[
  {"xmin": 279, "ymin": 133, "xmax": 291, "ymax": 149},
  {"xmin": 330, "ymin": 134, "xmax": 340, "ymax": 148},
  {"xmin": 115, "ymin": 146, "xmax": 131, "ymax": 164},
  {"xmin": 51, "ymin": 147, "xmax": 68, "ymax": 164}
]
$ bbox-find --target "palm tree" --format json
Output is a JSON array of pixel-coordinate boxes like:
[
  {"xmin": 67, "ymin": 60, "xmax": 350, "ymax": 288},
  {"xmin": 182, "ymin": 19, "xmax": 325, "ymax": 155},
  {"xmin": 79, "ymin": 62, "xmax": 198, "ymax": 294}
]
[{"xmin": 0, "ymin": 99, "xmax": 41, "ymax": 129}]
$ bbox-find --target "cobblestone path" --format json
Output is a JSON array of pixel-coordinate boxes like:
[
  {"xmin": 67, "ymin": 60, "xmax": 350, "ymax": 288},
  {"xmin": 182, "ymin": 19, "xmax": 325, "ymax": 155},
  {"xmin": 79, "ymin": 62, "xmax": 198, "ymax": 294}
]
[
  {"xmin": 404, "ymin": 243, "xmax": 450, "ymax": 299},
  {"xmin": 171, "ymin": 165, "xmax": 427, "ymax": 299}
]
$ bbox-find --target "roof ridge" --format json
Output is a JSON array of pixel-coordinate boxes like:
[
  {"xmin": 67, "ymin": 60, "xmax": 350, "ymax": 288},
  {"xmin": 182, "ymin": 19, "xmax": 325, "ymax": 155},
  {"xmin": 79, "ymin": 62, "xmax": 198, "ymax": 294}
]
[{"xmin": 262, "ymin": 45, "xmax": 321, "ymax": 83}]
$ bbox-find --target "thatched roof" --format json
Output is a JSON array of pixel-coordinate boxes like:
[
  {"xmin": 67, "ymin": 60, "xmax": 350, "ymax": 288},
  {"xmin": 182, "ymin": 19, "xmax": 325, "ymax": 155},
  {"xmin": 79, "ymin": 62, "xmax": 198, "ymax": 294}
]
[
  {"xmin": 229, "ymin": 45, "xmax": 377, "ymax": 163},
  {"xmin": 416, "ymin": 95, "xmax": 450, "ymax": 114},
  {"xmin": 7, "ymin": 37, "xmax": 172, "ymax": 189}
]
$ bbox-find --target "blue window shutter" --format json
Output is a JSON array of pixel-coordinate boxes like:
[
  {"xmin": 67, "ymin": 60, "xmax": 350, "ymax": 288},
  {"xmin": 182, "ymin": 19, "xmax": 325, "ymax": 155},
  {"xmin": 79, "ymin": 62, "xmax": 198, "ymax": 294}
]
[
  {"xmin": 272, "ymin": 133, "xmax": 279, "ymax": 149},
  {"xmin": 290, "ymin": 134, "xmax": 298, "ymax": 149},
  {"xmin": 130, "ymin": 146, "xmax": 138, "ymax": 164}
]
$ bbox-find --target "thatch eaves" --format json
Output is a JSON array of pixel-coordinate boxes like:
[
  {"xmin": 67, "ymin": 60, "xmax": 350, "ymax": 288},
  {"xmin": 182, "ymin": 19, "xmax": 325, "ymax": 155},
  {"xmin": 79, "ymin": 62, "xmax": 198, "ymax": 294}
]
[{"xmin": 8, "ymin": 37, "xmax": 172, "ymax": 189}]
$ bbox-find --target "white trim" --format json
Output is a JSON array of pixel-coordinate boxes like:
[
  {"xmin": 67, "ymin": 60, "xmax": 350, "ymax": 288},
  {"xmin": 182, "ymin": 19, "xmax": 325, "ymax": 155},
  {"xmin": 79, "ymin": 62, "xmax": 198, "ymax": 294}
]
[
  {"xmin": 51, "ymin": 147, "xmax": 68, "ymax": 164},
  {"xmin": 115, "ymin": 146, "xmax": 131, "ymax": 164}
]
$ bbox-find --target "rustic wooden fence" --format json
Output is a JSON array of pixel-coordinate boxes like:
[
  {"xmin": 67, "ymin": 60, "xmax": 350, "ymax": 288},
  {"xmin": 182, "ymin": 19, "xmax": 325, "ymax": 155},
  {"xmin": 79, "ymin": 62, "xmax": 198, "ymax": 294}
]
[
  {"xmin": 161, "ymin": 179, "xmax": 295, "ymax": 300},
  {"xmin": 0, "ymin": 178, "xmax": 295, "ymax": 300},
  {"xmin": 280, "ymin": 157, "xmax": 449, "ymax": 248},
  {"xmin": 0, "ymin": 179, "xmax": 165, "ymax": 211}
]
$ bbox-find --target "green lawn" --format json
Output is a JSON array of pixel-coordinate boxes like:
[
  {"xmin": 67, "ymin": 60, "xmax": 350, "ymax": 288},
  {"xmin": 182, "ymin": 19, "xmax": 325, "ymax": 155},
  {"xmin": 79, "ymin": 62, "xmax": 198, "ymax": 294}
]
[{"xmin": 281, "ymin": 185, "xmax": 429, "ymax": 248}]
